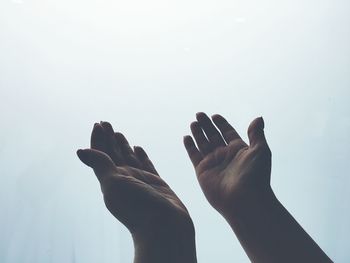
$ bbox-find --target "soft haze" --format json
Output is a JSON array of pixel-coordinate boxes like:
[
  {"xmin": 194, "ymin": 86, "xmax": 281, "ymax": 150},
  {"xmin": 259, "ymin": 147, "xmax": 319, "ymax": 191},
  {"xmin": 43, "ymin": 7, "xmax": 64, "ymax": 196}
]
[{"xmin": 0, "ymin": 0, "xmax": 349, "ymax": 262}]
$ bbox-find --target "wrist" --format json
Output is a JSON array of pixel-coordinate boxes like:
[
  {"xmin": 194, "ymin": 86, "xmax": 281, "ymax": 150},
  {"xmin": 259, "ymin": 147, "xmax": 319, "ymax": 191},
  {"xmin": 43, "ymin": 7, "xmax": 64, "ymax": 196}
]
[
  {"xmin": 224, "ymin": 186, "xmax": 278, "ymax": 225},
  {"xmin": 132, "ymin": 216, "xmax": 197, "ymax": 263},
  {"xmin": 223, "ymin": 187, "xmax": 332, "ymax": 263}
]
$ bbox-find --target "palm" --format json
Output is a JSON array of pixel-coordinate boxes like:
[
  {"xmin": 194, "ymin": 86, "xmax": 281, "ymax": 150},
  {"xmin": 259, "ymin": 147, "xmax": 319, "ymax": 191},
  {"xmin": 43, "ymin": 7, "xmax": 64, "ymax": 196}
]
[
  {"xmin": 78, "ymin": 122, "xmax": 189, "ymax": 233},
  {"xmin": 103, "ymin": 166, "xmax": 188, "ymax": 232},
  {"xmin": 184, "ymin": 113, "xmax": 271, "ymax": 215}
]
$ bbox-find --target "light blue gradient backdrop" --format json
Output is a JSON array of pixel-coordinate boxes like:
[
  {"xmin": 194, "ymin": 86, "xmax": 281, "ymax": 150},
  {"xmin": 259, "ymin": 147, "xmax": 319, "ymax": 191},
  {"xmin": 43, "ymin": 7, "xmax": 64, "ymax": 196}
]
[{"xmin": 0, "ymin": 0, "xmax": 349, "ymax": 262}]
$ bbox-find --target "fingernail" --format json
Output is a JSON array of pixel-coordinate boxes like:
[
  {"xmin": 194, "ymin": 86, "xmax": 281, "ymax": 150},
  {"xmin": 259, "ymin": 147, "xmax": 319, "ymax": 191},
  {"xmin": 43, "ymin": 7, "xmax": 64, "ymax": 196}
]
[{"xmin": 259, "ymin": 117, "xmax": 264, "ymax": 129}]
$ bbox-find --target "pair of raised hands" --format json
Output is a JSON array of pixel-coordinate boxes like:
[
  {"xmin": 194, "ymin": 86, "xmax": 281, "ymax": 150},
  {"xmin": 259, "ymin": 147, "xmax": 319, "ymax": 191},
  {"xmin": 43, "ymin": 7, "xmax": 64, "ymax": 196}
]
[{"xmin": 77, "ymin": 113, "xmax": 332, "ymax": 263}]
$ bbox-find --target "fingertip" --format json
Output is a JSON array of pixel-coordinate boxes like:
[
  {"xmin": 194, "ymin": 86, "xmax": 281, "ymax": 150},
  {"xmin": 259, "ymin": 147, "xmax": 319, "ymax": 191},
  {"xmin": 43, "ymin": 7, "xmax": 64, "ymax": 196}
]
[
  {"xmin": 134, "ymin": 145, "xmax": 147, "ymax": 156},
  {"xmin": 91, "ymin": 124, "xmax": 105, "ymax": 144},
  {"xmin": 259, "ymin": 116, "xmax": 265, "ymax": 129},
  {"xmin": 196, "ymin": 111, "xmax": 205, "ymax": 116},
  {"xmin": 183, "ymin": 135, "xmax": 190, "ymax": 145},
  {"xmin": 133, "ymin": 145, "xmax": 146, "ymax": 153},
  {"xmin": 92, "ymin": 122, "xmax": 104, "ymax": 133},
  {"xmin": 247, "ymin": 116, "xmax": 267, "ymax": 146},
  {"xmin": 190, "ymin": 121, "xmax": 199, "ymax": 130},
  {"xmin": 133, "ymin": 145, "xmax": 142, "ymax": 153},
  {"xmin": 76, "ymin": 148, "xmax": 90, "ymax": 165},
  {"xmin": 76, "ymin": 148, "xmax": 85, "ymax": 158},
  {"xmin": 183, "ymin": 136, "xmax": 197, "ymax": 150},
  {"xmin": 100, "ymin": 121, "xmax": 115, "ymax": 135},
  {"xmin": 133, "ymin": 145, "xmax": 140, "ymax": 155},
  {"xmin": 196, "ymin": 112, "xmax": 208, "ymax": 121},
  {"xmin": 249, "ymin": 116, "xmax": 264, "ymax": 132},
  {"xmin": 114, "ymin": 132, "xmax": 125, "ymax": 139},
  {"xmin": 211, "ymin": 114, "xmax": 220, "ymax": 125},
  {"xmin": 211, "ymin": 114, "xmax": 223, "ymax": 121},
  {"xmin": 190, "ymin": 121, "xmax": 202, "ymax": 135}
]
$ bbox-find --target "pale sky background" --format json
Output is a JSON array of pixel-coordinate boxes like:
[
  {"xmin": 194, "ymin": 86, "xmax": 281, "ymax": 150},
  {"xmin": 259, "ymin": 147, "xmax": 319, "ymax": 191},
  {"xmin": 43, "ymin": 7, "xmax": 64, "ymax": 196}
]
[{"xmin": 0, "ymin": 0, "xmax": 349, "ymax": 262}]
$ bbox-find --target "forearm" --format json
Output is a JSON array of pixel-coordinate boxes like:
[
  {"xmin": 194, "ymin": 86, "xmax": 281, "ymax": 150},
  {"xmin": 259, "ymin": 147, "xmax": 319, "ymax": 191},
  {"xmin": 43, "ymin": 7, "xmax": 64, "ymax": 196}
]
[
  {"xmin": 132, "ymin": 218, "xmax": 197, "ymax": 263},
  {"xmin": 226, "ymin": 188, "xmax": 332, "ymax": 263}
]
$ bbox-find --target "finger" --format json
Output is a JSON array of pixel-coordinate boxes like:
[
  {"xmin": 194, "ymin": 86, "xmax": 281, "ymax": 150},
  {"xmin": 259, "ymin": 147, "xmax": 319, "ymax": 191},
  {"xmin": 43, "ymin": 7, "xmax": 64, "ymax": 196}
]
[
  {"xmin": 134, "ymin": 146, "xmax": 159, "ymax": 175},
  {"xmin": 115, "ymin": 132, "xmax": 142, "ymax": 168},
  {"xmin": 77, "ymin": 148, "xmax": 116, "ymax": 181},
  {"xmin": 99, "ymin": 121, "xmax": 114, "ymax": 137},
  {"xmin": 91, "ymin": 121, "xmax": 125, "ymax": 165},
  {"xmin": 90, "ymin": 123, "xmax": 108, "ymax": 152},
  {"xmin": 196, "ymin": 112, "xmax": 226, "ymax": 147},
  {"xmin": 183, "ymin": 135, "xmax": 203, "ymax": 167},
  {"xmin": 212, "ymin": 114, "xmax": 243, "ymax": 144},
  {"xmin": 190, "ymin": 121, "xmax": 212, "ymax": 155},
  {"xmin": 247, "ymin": 117, "xmax": 268, "ymax": 148}
]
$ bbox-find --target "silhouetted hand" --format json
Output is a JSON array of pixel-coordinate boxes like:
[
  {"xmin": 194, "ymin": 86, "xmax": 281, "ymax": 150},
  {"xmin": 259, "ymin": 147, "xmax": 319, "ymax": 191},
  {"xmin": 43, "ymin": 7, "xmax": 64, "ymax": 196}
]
[
  {"xmin": 184, "ymin": 112, "xmax": 271, "ymax": 217},
  {"xmin": 78, "ymin": 122, "xmax": 196, "ymax": 263},
  {"xmin": 184, "ymin": 112, "xmax": 331, "ymax": 263}
]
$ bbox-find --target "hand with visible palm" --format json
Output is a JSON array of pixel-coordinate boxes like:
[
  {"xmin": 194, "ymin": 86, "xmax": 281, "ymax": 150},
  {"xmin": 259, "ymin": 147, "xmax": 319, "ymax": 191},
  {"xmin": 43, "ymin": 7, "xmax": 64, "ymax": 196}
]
[
  {"xmin": 184, "ymin": 113, "xmax": 332, "ymax": 263},
  {"xmin": 184, "ymin": 112, "xmax": 272, "ymax": 218},
  {"xmin": 77, "ymin": 122, "xmax": 196, "ymax": 263}
]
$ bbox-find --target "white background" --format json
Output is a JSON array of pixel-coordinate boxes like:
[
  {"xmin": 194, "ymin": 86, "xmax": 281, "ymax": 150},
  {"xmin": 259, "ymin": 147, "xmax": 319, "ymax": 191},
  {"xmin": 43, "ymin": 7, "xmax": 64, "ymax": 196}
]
[{"xmin": 0, "ymin": 0, "xmax": 349, "ymax": 262}]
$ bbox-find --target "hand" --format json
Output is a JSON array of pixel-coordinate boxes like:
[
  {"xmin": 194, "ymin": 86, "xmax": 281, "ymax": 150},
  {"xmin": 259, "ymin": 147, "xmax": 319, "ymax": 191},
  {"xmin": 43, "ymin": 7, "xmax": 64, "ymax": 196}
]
[
  {"xmin": 184, "ymin": 113, "xmax": 332, "ymax": 263},
  {"xmin": 77, "ymin": 122, "xmax": 196, "ymax": 263},
  {"xmin": 184, "ymin": 112, "xmax": 272, "ymax": 218}
]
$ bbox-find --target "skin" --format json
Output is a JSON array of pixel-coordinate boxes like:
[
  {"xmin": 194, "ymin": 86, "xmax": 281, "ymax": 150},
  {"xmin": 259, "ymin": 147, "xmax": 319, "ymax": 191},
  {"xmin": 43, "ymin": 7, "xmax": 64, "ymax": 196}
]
[
  {"xmin": 77, "ymin": 122, "xmax": 197, "ymax": 263},
  {"xmin": 184, "ymin": 112, "xmax": 332, "ymax": 263}
]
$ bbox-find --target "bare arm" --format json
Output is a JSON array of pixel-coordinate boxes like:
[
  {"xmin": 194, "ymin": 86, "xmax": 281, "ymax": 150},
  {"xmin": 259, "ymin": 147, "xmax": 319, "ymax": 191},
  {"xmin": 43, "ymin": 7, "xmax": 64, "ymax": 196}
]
[
  {"xmin": 225, "ymin": 187, "xmax": 331, "ymax": 263},
  {"xmin": 78, "ymin": 122, "xmax": 197, "ymax": 263},
  {"xmin": 184, "ymin": 112, "xmax": 331, "ymax": 263}
]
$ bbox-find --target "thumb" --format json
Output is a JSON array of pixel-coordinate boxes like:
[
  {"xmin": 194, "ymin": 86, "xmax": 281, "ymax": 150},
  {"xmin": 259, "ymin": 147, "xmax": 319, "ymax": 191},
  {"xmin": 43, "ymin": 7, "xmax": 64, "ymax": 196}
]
[
  {"xmin": 77, "ymin": 148, "xmax": 116, "ymax": 181},
  {"xmin": 247, "ymin": 117, "xmax": 268, "ymax": 148}
]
